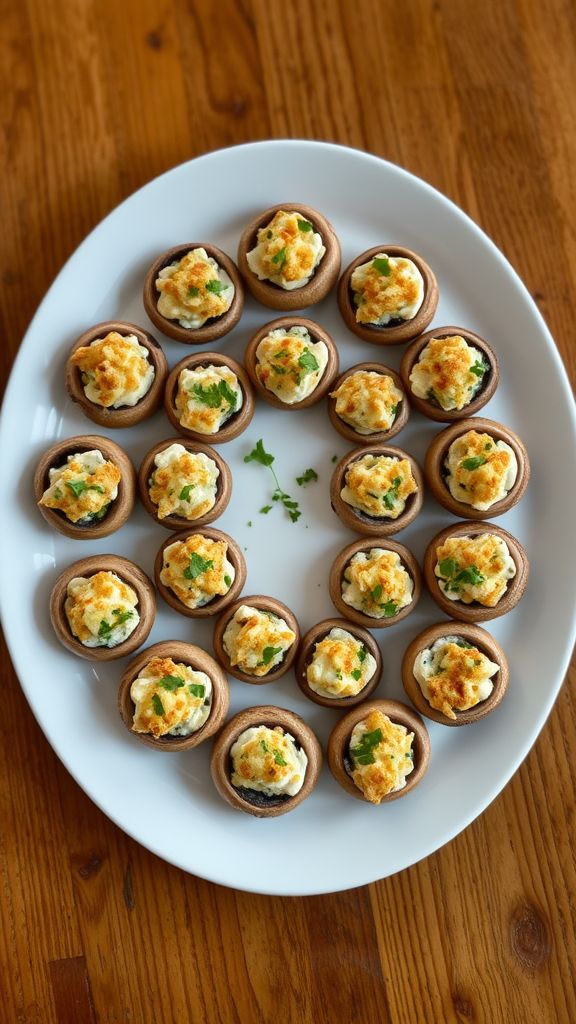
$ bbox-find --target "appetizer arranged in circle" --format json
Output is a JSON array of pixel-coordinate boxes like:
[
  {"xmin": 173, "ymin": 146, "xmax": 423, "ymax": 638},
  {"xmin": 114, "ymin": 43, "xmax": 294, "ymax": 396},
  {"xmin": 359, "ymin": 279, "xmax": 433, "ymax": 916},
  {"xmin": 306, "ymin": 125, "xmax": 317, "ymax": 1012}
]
[
  {"xmin": 164, "ymin": 352, "xmax": 254, "ymax": 443},
  {"xmin": 423, "ymin": 521, "xmax": 529, "ymax": 621},
  {"xmin": 154, "ymin": 527, "xmax": 246, "ymax": 618},
  {"xmin": 65, "ymin": 321, "xmax": 167, "ymax": 427},
  {"xmin": 142, "ymin": 243, "xmax": 244, "ymax": 344},
  {"xmin": 400, "ymin": 327, "xmax": 498, "ymax": 421},
  {"xmin": 329, "ymin": 538, "xmax": 420, "ymax": 628},
  {"xmin": 237, "ymin": 203, "xmax": 341, "ymax": 310},
  {"xmin": 138, "ymin": 439, "xmax": 231, "ymax": 530},
  {"xmin": 328, "ymin": 362, "xmax": 409, "ymax": 444},
  {"xmin": 213, "ymin": 596, "xmax": 300, "ymax": 683},
  {"xmin": 49, "ymin": 554, "xmax": 155, "ymax": 661},
  {"xmin": 402, "ymin": 622, "xmax": 509, "ymax": 726},
  {"xmin": 327, "ymin": 700, "xmax": 430, "ymax": 804},
  {"xmin": 244, "ymin": 316, "xmax": 339, "ymax": 409},
  {"xmin": 210, "ymin": 706, "xmax": 322, "ymax": 817},
  {"xmin": 330, "ymin": 446, "xmax": 423, "ymax": 536},
  {"xmin": 34, "ymin": 435, "xmax": 135, "ymax": 539},
  {"xmin": 118, "ymin": 641, "xmax": 229, "ymax": 751},
  {"xmin": 337, "ymin": 245, "xmax": 438, "ymax": 344},
  {"xmin": 295, "ymin": 618, "xmax": 382, "ymax": 708},
  {"xmin": 425, "ymin": 418, "xmax": 530, "ymax": 518}
]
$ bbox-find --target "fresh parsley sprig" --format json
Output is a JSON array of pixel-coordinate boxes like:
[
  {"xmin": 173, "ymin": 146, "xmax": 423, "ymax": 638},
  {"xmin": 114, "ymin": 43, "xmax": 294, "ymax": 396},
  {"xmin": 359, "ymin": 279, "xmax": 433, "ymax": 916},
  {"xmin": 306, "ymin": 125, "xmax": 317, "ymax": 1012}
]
[{"xmin": 244, "ymin": 439, "xmax": 301, "ymax": 523}]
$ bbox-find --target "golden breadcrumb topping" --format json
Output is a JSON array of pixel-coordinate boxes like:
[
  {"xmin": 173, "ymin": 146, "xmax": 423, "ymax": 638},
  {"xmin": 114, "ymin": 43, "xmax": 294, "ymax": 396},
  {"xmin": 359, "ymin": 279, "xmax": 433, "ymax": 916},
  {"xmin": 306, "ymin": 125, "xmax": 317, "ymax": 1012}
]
[
  {"xmin": 445, "ymin": 430, "xmax": 517, "ymax": 511},
  {"xmin": 418, "ymin": 641, "xmax": 498, "ymax": 720},
  {"xmin": 131, "ymin": 656, "xmax": 211, "ymax": 738},
  {"xmin": 409, "ymin": 335, "xmax": 488, "ymax": 411},
  {"xmin": 434, "ymin": 533, "xmax": 516, "ymax": 607},
  {"xmin": 65, "ymin": 571, "xmax": 138, "ymax": 645},
  {"xmin": 155, "ymin": 248, "xmax": 233, "ymax": 326},
  {"xmin": 330, "ymin": 370, "xmax": 403, "ymax": 434},
  {"xmin": 39, "ymin": 451, "xmax": 120, "ymax": 524},
  {"xmin": 247, "ymin": 210, "xmax": 325, "ymax": 287},
  {"xmin": 342, "ymin": 548, "xmax": 413, "ymax": 619},
  {"xmin": 351, "ymin": 254, "xmax": 423, "ymax": 326},
  {"xmin": 349, "ymin": 709, "xmax": 414, "ymax": 803},
  {"xmin": 341, "ymin": 454, "xmax": 418, "ymax": 519},
  {"xmin": 223, "ymin": 605, "xmax": 296, "ymax": 676},
  {"xmin": 160, "ymin": 534, "xmax": 233, "ymax": 609},
  {"xmin": 71, "ymin": 332, "xmax": 154, "ymax": 408}
]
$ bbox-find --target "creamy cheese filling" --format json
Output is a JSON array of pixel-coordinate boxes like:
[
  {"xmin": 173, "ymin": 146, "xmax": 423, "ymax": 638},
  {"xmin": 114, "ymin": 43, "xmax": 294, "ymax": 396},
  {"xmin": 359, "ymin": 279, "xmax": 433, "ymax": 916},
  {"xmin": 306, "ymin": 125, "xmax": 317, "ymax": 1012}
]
[
  {"xmin": 445, "ymin": 430, "xmax": 518, "ymax": 511},
  {"xmin": 330, "ymin": 370, "xmax": 404, "ymax": 434},
  {"xmin": 409, "ymin": 335, "xmax": 489, "ymax": 411},
  {"xmin": 246, "ymin": 210, "xmax": 326, "ymax": 290},
  {"xmin": 71, "ymin": 332, "xmax": 155, "ymax": 408},
  {"xmin": 223, "ymin": 605, "xmax": 296, "ymax": 677},
  {"xmin": 255, "ymin": 327, "xmax": 328, "ymax": 403},
  {"xmin": 348, "ymin": 709, "xmax": 414, "ymax": 803},
  {"xmin": 65, "ymin": 571, "xmax": 139, "ymax": 648},
  {"xmin": 175, "ymin": 364, "xmax": 243, "ymax": 433},
  {"xmin": 130, "ymin": 656, "xmax": 212, "ymax": 737},
  {"xmin": 340, "ymin": 454, "xmax": 418, "ymax": 520},
  {"xmin": 160, "ymin": 534, "xmax": 235, "ymax": 609},
  {"xmin": 39, "ymin": 449, "xmax": 120, "ymax": 524},
  {"xmin": 342, "ymin": 548, "xmax": 413, "ymax": 620},
  {"xmin": 306, "ymin": 627, "xmax": 377, "ymax": 698},
  {"xmin": 230, "ymin": 725, "xmax": 308, "ymax": 796},
  {"xmin": 149, "ymin": 443, "xmax": 219, "ymax": 521},
  {"xmin": 156, "ymin": 248, "xmax": 234, "ymax": 329},
  {"xmin": 434, "ymin": 533, "xmax": 517, "ymax": 607},
  {"xmin": 413, "ymin": 636, "xmax": 499, "ymax": 720},
  {"xmin": 351, "ymin": 254, "xmax": 424, "ymax": 326}
]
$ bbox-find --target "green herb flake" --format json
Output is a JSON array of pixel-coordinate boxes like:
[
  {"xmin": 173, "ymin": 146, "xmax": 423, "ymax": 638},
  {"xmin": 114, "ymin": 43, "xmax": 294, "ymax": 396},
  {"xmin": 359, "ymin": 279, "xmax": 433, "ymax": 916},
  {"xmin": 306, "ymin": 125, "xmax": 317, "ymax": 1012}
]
[
  {"xmin": 331, "ymin": 455, "xmax": 338, "ymax": 463},
  {"xmin": 470, "ymin": 359, "xmax": 489, "ymax": 378},
  {"xmin": 205, "ymin": 278, "xmax": 228, "ymax": 295},
  {"xmin": 244, "ymin": 439, "xmax": 275, "ymax": 467},
  {"xmin": 179, "ymin": 484, "xmax": 196, "ymax": 502},
  {"xmin": 461, "ymin": 455, "xmax": 487, "ymax": 471},
  {"xmin": 244, "ymin": 440, "xmax": 301, "ymax": 523},
  {"xmin": 151, "ymin": 693, "xmax": 165, "ymax": 716},
  {"xmin": 358, "ymin": 646, "xmax": 367, "ymax": 663},
  {"xmin": 454, "ymin": 565, "xmax": 485, "ymax": 586},
  {"xmin": 272, "ymin": 246, "xmax": 287, "ymax": 270},
  {"xmin": 484, "ymin": 442, "xmax": 492, "ymax": 451},
  {"xmin": 158, "ymin": 675, "xmax": 185, "ymax": 691},
  {"xmin": 187, "ymin": 285, "xmax": 200, "ymax": 297},
  {"xmin": 188, "ymin": 682, "xmax": 206, "ymax": 698},
  {"xmin": 183, "ymin": 552, "xmax": 214, "ymax": 580},
  {"xmin": 351, "ymin": 727, "xmax": 383, "ymax": 765},
  {"xmin": 438, "ymin": 557, "xmax": 457, "ymax": 578},
  {"xmin": 224, "ymin": 574, "xmax": 232, "ymax": 587},
  {"xmin": 372, "ymin": 256, "xmax": 391, "ymax": 276},
  {"xmin": 260, "ymin": 505, "xmax": 273, "ymax": 514},
  {"xmin": 371, "ymin": 584, "xmax": 383, "ymax": 604},
  {"xmin": 192, "ymin": 379, "xmax": 237, "ymax": 411},
  {"xmin": 298, "ymin": 348, "xmax": 319, "ymax": 375},
  {"xmin": 272, "ymin": 748, "xmax": 287, "ymax": 767},
  {"xmin": 297, "ymin": 218, "xmax": 313, "ymax": 232},
  {"xmin": 266, "ymin": 230, "xmax": 272, "ymax": 239},
  {"xmin": 262, "ymin": 645, "xmax": 283, "ymax": 666},
  {"xmin": 382, "ymin": 600, "xmax": 398, "ymax": 618},
  {"xmin": 296, "ymin": 468, "xmax": 318, "ymax": 486},
  {"xmin": 66, "ymin": 480, "xmax": 105, "ymax": 498},
  {"xmin": 260, "ymin": 739, "xmax": 270, "ymax": 753},
  {"xmin": 351, "ymin": 669, "xmax": 362, "ymax": 681}
]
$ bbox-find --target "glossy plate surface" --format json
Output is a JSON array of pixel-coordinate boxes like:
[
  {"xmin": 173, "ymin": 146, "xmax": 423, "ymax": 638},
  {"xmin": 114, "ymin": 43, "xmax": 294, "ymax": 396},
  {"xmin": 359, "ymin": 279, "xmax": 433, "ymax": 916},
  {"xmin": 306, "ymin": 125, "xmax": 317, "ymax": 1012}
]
[{"xmin": 2, "ymin": 141, "xmax": 575, "ymax": 895}]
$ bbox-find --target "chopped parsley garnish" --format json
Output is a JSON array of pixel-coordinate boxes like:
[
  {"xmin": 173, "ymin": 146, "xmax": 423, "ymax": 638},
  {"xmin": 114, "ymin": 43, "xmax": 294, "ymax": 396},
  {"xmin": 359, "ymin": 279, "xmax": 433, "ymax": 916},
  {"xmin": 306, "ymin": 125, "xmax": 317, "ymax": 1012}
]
[
  {"xmin": 260, "ymin": 739, "xmax": 270, "ymax": 753},
  {"xmin": 331, "ymin": 455, "xmax": 338, "ymax": 463},
  {"xmin": 224, "ymin": 574, "xmax": 232, "ymax": 587},
  {"xmin": 296, "ymin": 468, "xmax": 318, "ymax": 486},
  {"xmin": 372, "ymin": 256, "xmax": 391, "ymax": 276},
  {"xmin": 371, "ymin": 584, "xmax": 383, "ymax": 604},
  {"xmin": 382, "ymin": 475, "xmax": 402, "ymax": 510},
  {"xmin": 98, "ymin": 608, "xmax": 134, "ymax": 637},
  {"xmin": 439, "ymin": 559, "xmax": 486, "ymax": 592},
  {"xmin": 454, "ymin": 639, "xmax": 473, "ymax": 650},
  {"xmin": 351, "ymin": 669, "xmax": 362, "ymax": 681},
  {"xmin": 297, "ymin": 218, "xmax": 313, "ymax": 232},
  {"xmin": 351, "ymin": 727, "xmax": 383, "ymax": 766},
  {"xmin": 272, "ymin": 246, "xmax": 287, "ymax": 270},
  {"xmin": 390, "ymin": 403, "xmax": 399, "ymax": 417},
  {"xmin": 187, "ymin": 285, "xmax": 200, "ymax": 297},
  {"xmin": 271, "ymin": 364, "xmax": 287, "ymax": 375},
  {"xmin": 381, "ymin": 600, "xmax": 398, "ymax": 617},
  {"xmin": 179, "ymin": 484, "xmax": 196, "ymax": 502},
  {"xmin": 272, "ymin": 748, "xmax": 287, "ymax": 767},
  {"xmin": 151, "ymin": 693, "xmax": 165, "ymax": 716},
  {"xmin": 484, "ymin": 442, "xmax": 492, "ymax": 451},
  {"xmin": 192, "ymin": 379, "xmax": 237, "ymax": 411},
  {"xmin": 244, "ymin": 439, "xmax": 301, "ymax": 523},
  {"xmin": 183, "ymin": 552, "xmax": 214, "ymax": 580},
  {"xmin": 470, "ymin": 359, "xmax": 489, "ymax": 378},
  {"xmin": 461, "ymin": 455, "xmax": 487, "ymax": 471},
  {"xmin": 262, "ymin": 645, "xmax": 283, "ymax": 666},
  {"xmin": 158, "ymin": 675, "xmax": 185, "ymax": 691},
  {"xmin": 298, "ymin": 348, "xmax": 319, "ymax": 375},
  {"xmin": 205, "ymin": 278, "xmax": 228, "ymax": 294},
  {"xmin": 438, "ymin": 557, "xmax": 458, "ymax": 579},
  {"xmin": 260, "ymin": 504, "xmax": 273, "ymax": 514},
  {"xmin": 266, "ymin": 230, "xmax": 272, "ymax": 239},
  {"xmin": 188, "ymin": 682, "xmax": 206, "ymax": 698},
  {"xmin": 358, "ymin": 646, "xmax": 367, "ymax": 663},
  {"xmin": 66, "ymin": 480, "xmax": 105, "ymax": 498},
  {"xmin": 275, "ymin": 349, "xmax": 288, "ymax": 359}
]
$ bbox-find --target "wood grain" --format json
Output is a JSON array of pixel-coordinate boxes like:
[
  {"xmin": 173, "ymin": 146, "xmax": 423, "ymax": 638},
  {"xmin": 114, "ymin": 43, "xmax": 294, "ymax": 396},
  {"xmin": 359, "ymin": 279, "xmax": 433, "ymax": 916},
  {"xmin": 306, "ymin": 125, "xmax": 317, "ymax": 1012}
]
[{"xmin": 1, "ymin": 1, "xmax": 575, "ymax": 1021}]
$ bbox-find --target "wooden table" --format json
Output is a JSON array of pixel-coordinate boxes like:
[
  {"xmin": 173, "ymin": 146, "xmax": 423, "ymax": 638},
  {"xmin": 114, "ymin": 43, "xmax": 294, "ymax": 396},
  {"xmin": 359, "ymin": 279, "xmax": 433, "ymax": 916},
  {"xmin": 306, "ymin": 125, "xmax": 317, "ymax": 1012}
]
[{"xmin": 2, "ymin": 2, "xmax": 575, "ymax": 1021}]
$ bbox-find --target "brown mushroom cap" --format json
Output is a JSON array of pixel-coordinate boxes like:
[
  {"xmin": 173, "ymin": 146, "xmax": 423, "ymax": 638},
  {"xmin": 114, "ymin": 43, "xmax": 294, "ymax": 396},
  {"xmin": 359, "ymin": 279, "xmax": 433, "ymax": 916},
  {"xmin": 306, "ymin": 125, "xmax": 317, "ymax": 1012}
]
[
  {"xmin": 244, "ymin": 316, "xmax": 340, "ymax": 410},
  {"xmin": 330, "ymin": 445, "xmax": 424, "ymax": 537},
  {"xmin": 329, "ymin": 537, "xmax": 421, "ymax": 629},
  {"xmin": 424, "ymin": 417, "xmax": 530, "ymax": 519},
  {"xmin": 401, "ymin": 622, "xmax": 509, "ymax": 726},
  {"xmin": 34, "ymin": 434, "xmax": 136, "ymax": 540},
  {"xmin": 327, "ymin": 361, "xmax": 410, "ymax": 444},
  {"xmin": 399, "ymin": 326, "xmax": 499, "ymax": 422},
  {"xmin": 295, "ymin": 618, "xmax": 383, "ymax": 708},
  {"xmin": 142, "ymin": 243, "xmax": 244, "ymax": 344},
  {"xmin": 423, "ymin": 520, "xmax": 529, "ymax": 622},
  {"xmin": 154, "ymin": 527, "xmax": 247, "ymax": 619},
  {"xmin": 212, "ymin": 595, "xmax": 300, "ymax": 683},
  {"xmin": 137, "ymin": 437, "xmax": 232, "ymax": 531},
  {"xmin": 117, "ymin": 640, "xmax": 230, "ymax": 751},
  {"xmin": 237, "ymin": 203, "xmax": 341, "ymax": 310},
  {"xmin": 327, "ymin": 699, "xmax": 430, "ymax": 802},
  {"xmin": 49, "ymin": 554, "xmax": 156, "ymax": 661},
  {"xmin": 337, "ymin": 245, "xmax": 439, "ymax": 345},
  {"xmin": 210, "ymin": 705, "xmax": 323, "ymax": 817},
  {"xmin": 163, "ymin": 351, "xmax": 255, "ymax": 443},
  {"xmin": 65, "ymin": 321, "xmax": 168, "ymax": 428}
]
